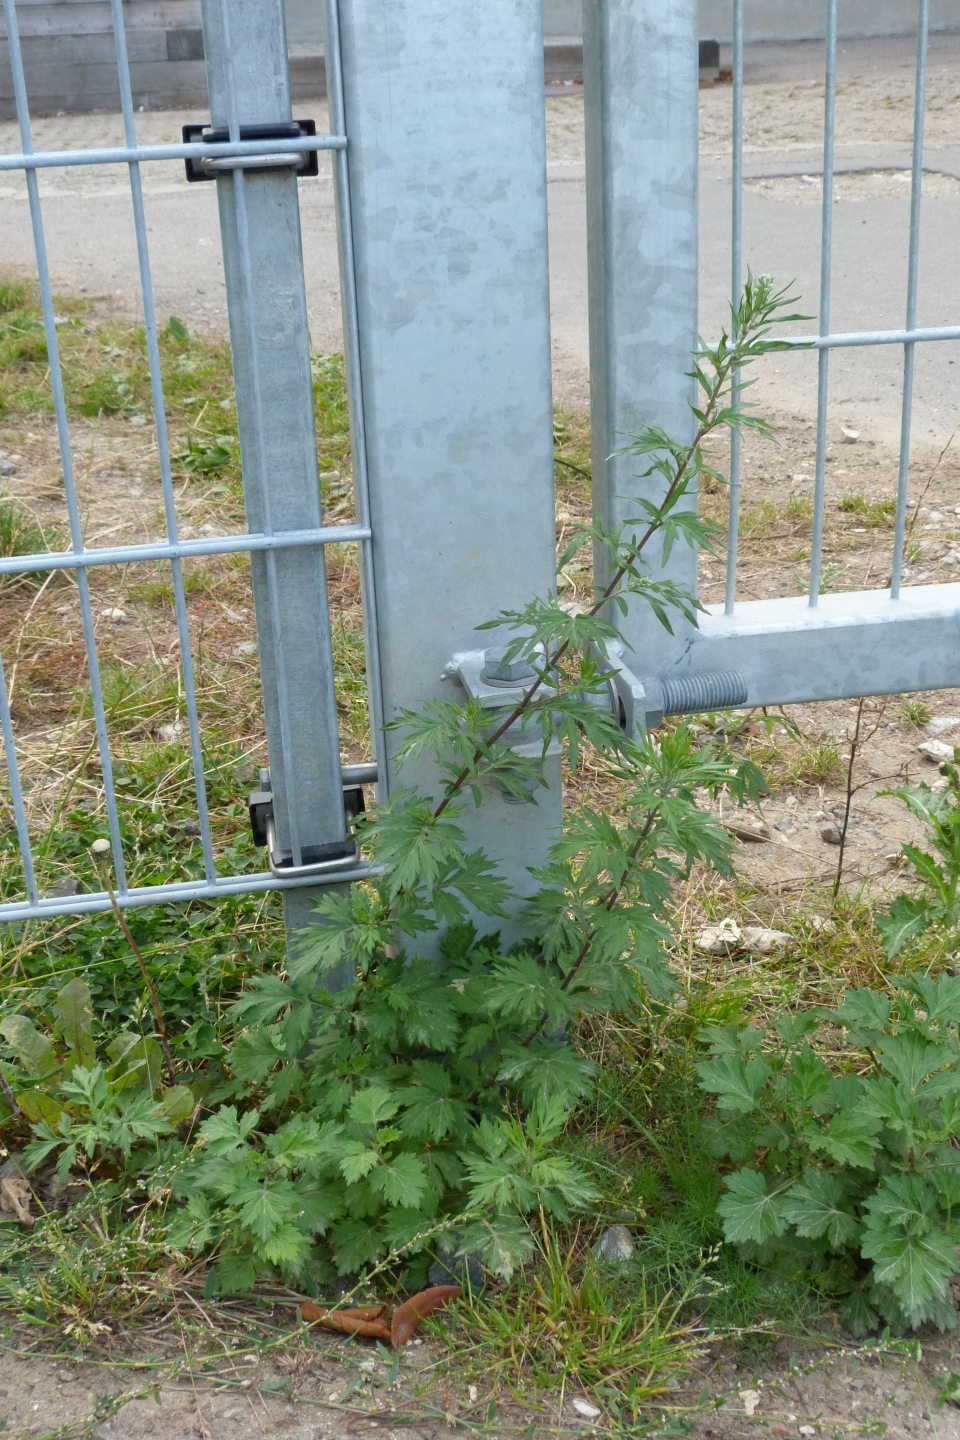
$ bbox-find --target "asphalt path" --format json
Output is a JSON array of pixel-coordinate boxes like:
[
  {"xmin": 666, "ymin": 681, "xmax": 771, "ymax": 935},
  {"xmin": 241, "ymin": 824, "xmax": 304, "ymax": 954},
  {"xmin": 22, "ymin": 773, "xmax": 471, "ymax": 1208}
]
[{"xmin": 1, "ymin": 32, "xmax": 957, "ymax": 443}]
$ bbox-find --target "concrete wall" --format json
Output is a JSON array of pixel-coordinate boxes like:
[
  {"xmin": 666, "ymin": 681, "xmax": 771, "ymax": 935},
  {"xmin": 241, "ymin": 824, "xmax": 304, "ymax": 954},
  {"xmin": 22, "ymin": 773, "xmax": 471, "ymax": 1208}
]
[
  {"xmin": 3, "ymin": 0, "xmax": 958, "ymax": 119},
  {"xmin": 542, "ymin": 0, "xmax": 960, "ymax": 38}
]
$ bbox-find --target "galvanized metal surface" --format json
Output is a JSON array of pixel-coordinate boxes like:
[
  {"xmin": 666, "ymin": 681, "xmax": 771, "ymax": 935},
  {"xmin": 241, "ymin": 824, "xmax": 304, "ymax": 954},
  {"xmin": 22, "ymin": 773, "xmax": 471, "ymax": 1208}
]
[
  {"xmin": 335, "ymin": 0, "xmax": 563, "ymax": 925},
  {"xmin": 583, "ymin": 0, "xmax": 701, "ymax": 678}
]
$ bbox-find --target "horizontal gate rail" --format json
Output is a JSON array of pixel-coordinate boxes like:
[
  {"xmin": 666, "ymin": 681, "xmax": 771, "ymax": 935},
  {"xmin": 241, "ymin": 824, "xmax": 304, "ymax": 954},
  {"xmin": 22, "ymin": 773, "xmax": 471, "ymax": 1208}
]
[{"xmin": 0, "ymin": 0, "xmax": 384, "ymax": 924}]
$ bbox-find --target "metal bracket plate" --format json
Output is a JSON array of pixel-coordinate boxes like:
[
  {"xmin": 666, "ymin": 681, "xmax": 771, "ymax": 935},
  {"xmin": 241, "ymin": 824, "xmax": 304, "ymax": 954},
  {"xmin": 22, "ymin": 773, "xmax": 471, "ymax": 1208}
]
[{"xmin": 181, "ymin": 120, "xmax": 320, "ymax": 181}]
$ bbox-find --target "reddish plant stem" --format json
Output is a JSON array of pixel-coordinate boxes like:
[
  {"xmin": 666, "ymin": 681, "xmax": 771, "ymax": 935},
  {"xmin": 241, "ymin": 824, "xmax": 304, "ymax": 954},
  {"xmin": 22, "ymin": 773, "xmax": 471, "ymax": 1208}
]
[{"xmin": 0, "ymin": 1066, "xmax": 21, "ymax": 1116}]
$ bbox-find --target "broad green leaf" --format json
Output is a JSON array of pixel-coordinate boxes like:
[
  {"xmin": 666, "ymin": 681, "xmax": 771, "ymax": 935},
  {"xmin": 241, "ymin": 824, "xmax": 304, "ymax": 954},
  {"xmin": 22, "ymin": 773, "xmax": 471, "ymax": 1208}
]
[
  {"xmin": 862, "ymin": 1172, "xmax": 939, "ymax": 1234},
  {"xmin": 53, "ymin": 978, "xmax": 95, "ymax": 1066},
  {"xmin": 774, "ymin": 1014, "xmax": 819, "ymax": 1046},
  {"xmin": 717, "ymin": 1169, "xmax": 790, "ymax": 1245},
  {"xmin": 879, "ymin": 1033, "xmax": 954, "ymax": 1093},
  {"xmin": 782, "ymin": 1170, "xmax": 861, "ymax": 1250},
  {"xmin": 832, "ymin": 990, "xmax": 892, "ymax": 1033},
  {"xmin": 348, "ymin": 1086, "xmax": 400, "ymax": 1128},
  {"xmin": 895, "ymin": 973, "xmax": 960, "ymax": 1026},
  {"xmin": 234, "ymin": 1179, "xmax": 298, "ymax": 1242},
  {"xmin": 0, "ymin": 1014, "xmax": 56, "ymax": 1077},
  {"xmin": 18, "ymin": 1089, "xmax": 63, "ymax": 1126},
  {"xmin": 861, "ymin": 1224, "xmax": 958, "ymax": 1326},
  {"xmin": 338, "ymin": 1140, "xmax": 381, "ymax": 1183},
  {"xmin": 123, "ymin": 1037, "xmax": 164, "ymax": 1095},
  {"xmin": 804, "ymin": 1109, "xmax": 882, "ymax": 1168},
  {"xmin": 696, "ymin": 1054, "xmax": 771, "ymax": 1114},
  {"xmin": 876, "ymin": 895, "xmax": 935, "ymax": 960},
  {"xmin": 781, "ymin": 1044, "xmax": 832, "ymax": 1109},
  {"xmin": 160, "ymin": 1085, "xmax": 195, "ymax": 1125},
  {"xmin": 199, "ymin": 1105, "xmax": 261, "ymax": 1156},
  {"xmin": 366, "ymin": 1151, "xmax": 428, "ymax": 1208}
]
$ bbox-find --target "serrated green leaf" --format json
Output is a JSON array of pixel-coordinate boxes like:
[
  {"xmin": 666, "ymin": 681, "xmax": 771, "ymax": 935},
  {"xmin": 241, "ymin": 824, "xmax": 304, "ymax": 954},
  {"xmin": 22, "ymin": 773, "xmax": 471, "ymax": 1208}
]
[
  {"xmin": 366, "ymin": 1151, "xmax": 428, "ymax": 1208},
  {"xmin": 804, "ymin": 1109, "xmax": 882, "ymax": 1168},
  {"xmin": 782, "ymin": 1170, "xmax": 861, "ymax": 1250},
  {"xmin": 717, "ymin": 1168, "xmax": 790, "ymax": 1245},
  {"xmin": 876, "ymin": 895, "xmax": 935, "ymax": 960},
  {"xmin": 348, "ymin": 1086, "xmax": 400, "ymax": 1128},
  {"xmin": 696, "ymin": 1054, "xmax": 771, "ymax": 1114}
]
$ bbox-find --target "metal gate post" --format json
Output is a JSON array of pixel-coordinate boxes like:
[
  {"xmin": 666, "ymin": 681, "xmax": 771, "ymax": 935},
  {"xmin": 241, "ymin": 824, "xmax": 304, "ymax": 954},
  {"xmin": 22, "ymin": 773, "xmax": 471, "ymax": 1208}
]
[
  {"xmin": 334, "ymin": 0, "xmax": 561, "ymax": 928},
  {"xmin": 583, "ymin": 0, "xmax": 700, "ymax": 677},
  {"xmin": 199, "ymin": 0, "xmax": 353, "ymax": 944}
]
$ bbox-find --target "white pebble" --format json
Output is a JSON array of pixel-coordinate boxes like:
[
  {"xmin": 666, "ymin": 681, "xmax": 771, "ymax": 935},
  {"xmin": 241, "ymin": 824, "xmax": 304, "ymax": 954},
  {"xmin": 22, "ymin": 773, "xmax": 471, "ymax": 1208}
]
[
  {"xmin": 696, "ymin": 918, "xmax": 743, "ymax": 955},
  {"xmin": 573, "ymin": 1400, "xmax": 602, "ymax": 1420},
  {"xmin": 918, "ymin": 739, "xmax": 955, "ymax": 763}
]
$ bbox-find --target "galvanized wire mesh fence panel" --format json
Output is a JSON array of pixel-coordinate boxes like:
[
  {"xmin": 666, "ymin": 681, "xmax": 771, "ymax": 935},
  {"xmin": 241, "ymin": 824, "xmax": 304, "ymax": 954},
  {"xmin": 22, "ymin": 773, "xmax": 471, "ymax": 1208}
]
[
  {"xmin": 589, "ymin": 0, "xmax": 960, "ymax": 716},
  {"xmin": 0, "ymin": 0, "xmax": 382, "ymax": 923},
  {"xmin": 723, "ymin": 0, "xmax": 960, "ymax": 614}
]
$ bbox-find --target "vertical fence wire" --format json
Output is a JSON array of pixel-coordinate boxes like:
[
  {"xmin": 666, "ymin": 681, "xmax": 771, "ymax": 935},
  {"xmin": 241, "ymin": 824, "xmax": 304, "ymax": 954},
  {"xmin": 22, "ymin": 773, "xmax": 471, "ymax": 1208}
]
[
  {"xmin": 724, "ymin": 0, "xmax": 745, "ymax": 616},
  {"xmin": 108, "ymin": 0, "xmax": 217, "ymax": 882},
  {"xmin": 891, "ymin": 0, "xmax": 931, "ymax": 600},
  {"xmin": 215, "ymin": 0, "xmax": 307, "ymax": 867},
  {"xmin": 0, "ymin": 648, "xmax": 38, "ymax": 907},
  {"xmin": 324, "ymin": 0, "xmax": 387, "ymax": 798},
  {"xmin": 807, "ymin": 0, "xmax": 838, "ymax": 608},
  {"xmin": 2, "ymin": 0, "xmax": 128, "ymax": 891}
]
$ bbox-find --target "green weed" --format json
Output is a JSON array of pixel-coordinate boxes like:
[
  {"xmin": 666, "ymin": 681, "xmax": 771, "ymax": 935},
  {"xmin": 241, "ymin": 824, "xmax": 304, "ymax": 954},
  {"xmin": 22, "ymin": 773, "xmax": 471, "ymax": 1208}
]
[
  {"xmin": 785, "ymin": 737, "xmax": 844, "ymax": 787},
  {"xmin": 838, "ymin": 493, "xmax": 896, "ymax": 527}
]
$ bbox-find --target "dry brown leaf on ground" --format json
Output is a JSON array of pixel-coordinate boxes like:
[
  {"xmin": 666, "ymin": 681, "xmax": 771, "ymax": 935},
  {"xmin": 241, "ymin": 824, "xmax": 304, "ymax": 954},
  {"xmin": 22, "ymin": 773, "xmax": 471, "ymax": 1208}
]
[{"xmin": 0, "ymin": 1176, "xmax": 35, "ymax": 1227}]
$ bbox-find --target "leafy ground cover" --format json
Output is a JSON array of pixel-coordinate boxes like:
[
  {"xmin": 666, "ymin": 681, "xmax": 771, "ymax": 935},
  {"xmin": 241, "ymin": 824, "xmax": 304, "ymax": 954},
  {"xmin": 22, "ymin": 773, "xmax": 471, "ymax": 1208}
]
[{"xmin": 1, "ymin": 273, "xmax": 960, "ymax": 1440}]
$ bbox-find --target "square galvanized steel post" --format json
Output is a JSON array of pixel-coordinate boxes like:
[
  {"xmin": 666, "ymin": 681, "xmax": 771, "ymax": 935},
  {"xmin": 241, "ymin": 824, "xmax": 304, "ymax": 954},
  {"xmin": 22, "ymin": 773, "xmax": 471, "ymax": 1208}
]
[
  {"xmin": 334, "ymin": 0, "xmax": 562, "ymax": 931},
  {"xmin": 583, "ymin": 0, "xmax": 701, "ymax": 678}
]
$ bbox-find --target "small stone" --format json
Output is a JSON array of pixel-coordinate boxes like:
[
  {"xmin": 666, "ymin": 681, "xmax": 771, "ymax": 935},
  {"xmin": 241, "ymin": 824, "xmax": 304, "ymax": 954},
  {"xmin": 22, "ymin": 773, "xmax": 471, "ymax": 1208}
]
[
  {"xmin": 573, "ymin": 1400, "xmax": 602, "ymax": 1420},
  {"xmin": 0, "ymin": 461, "xmax": 17, "ymax": 476},
  {"xmin": 234, "ymin": 640, "xmax": 258, "ymax": 656},
  {"xmin": 724, "ymin": 817, "xmax": 770, "ymax": 842},
  {"xmin": 428, "ymin": 1250, "xmax": 485, "ymax": 1293},
  {"xmin": 841, "ymin": 427, "xmax": 860, "ymax": 443},
  {"xmin": 41, "ymin": 876, "xmax": 80, "ymax": 899},
  {"xmin": 918, "ymin": 739, "xmax": 955, "ymax": 763},
  {"xmin": 798, "ymin": 1428, "xmax": 816, "ymax": 1437},
  {"xmin": 157, "ymin": 722, "xmax": 184, "ymax": 743},
  {"xmin": 774, "ymin": 819, "xmax": 797, "ymax": 832},
  {"xmin": 696, "ymin": 918, "xmax": 743, "ymax": 955},
  {"xmin": 741, "ymin": 1390, "xmax": 761, "ymax": 1417},
  {"xmin": 929, "ymin": 511, "xmax": 944, "ymax": 523},
  {"xmin": 90, "ymin": 838, "xmax": 111, "ymax": 854},
  {"xmin": 925, "ymin": 717, "xmax": 960, "ymax": 737},
  {"xmin": 57, "ymin": 1372, "xmax": 77, "ymax": 1384},
  {"xmin": 810, "ymin": 914, "xmax": 836, "ymax": 935},
  {"xmin": 100, "ymin": 606, "xmax": 127, "ymax": 622},
  {"xmin": 742, "ymin": 926, "xmax": 792, "ymax": 954},
  {"xmin": 181, "ymin": 820, "xmax": 201, "ymax": 836},
  {"xmin": 595, "ymin": 1223, "xmax": 634, "ymax": 1268},
  {"xmin": 820, "ymin": 821, "xmax": 842, "ymax": 844}
]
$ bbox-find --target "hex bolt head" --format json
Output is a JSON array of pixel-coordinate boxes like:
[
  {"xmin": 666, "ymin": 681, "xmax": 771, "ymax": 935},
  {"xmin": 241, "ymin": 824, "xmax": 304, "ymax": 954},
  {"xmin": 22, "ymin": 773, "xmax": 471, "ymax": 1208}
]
[{"xmin": 481, "ymin": 645, "xmax": 537, "ymax": 685}]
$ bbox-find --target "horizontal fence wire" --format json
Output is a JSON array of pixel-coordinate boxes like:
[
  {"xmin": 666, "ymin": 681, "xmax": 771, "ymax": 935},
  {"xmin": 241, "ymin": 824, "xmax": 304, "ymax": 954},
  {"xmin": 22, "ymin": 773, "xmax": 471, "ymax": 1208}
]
[
  {"xmin": 721, "ymin": 0, "xmax": 958, "ymax": 619},
  {"xmin": 0, "ymin": 136, "xmax": 345, "ymax": 172},
  {"xmin": 0, "ymin": 0, "xmax": 372, "ymax": 922}
]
